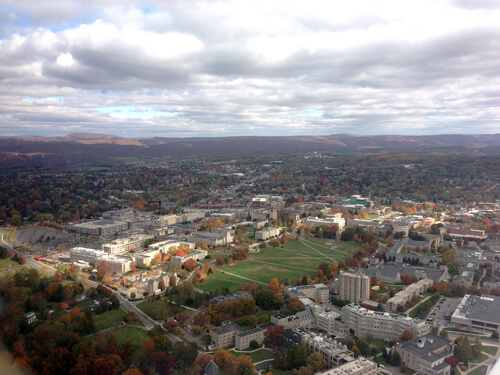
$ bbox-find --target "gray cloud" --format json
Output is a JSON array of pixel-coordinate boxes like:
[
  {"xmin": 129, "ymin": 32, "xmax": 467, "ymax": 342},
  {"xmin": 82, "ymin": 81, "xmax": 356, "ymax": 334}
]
[{"xmin": 0, "ymin": 0, "xmax": 499, "ymax": 138}]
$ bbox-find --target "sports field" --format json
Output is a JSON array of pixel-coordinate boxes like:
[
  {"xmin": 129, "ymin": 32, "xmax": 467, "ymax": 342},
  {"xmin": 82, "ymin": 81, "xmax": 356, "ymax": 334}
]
[{"xmin": 196, "ymin": 238, "xmax": 358, "ymax": 293}]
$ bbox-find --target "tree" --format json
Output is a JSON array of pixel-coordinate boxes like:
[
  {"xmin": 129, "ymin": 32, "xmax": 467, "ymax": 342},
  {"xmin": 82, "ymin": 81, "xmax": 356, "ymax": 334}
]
[
  {"xmin": 399, "ymin": 330, "xmax": 414, "ymax": 343},
  {"xmin": 355, "ymin": 338, "xmax": 370, "ymax": 356},
  {"xmin": 454, "ymin": 335, "xmax": 472, "ymax": 362},
  {"xmin": 151, "ymin": 351, "xmax": 176, "ymax": 375},
  {"xmin": 472, "ymin": 338, "xmax": 482, "ymax": 359},
  {"xmin": 153, "ymin": 335, "xmax": 173, "ymax": 353},
  {"xmin": 264, "ymin": 325, "xmax": 285, "ymax": 349},
  {"xmin": 390, "ymin": 350, "xmax": 401, "ymax": 365},
  {"xmin": 400, "ymin": 363, "xmax": 409, "ymax": 374},
  {"xmin": 269, "ymin": 278, "xmax": 280, "ymax": 292},
  {"xmin": 213, "ymin": 349, "xmax": 238, "ymax": 374},
  {"xmin": 183, "ymin": 258, "xmax": 197, "ymax": 271},
  {"xmin": 172, "ymin": 341, "xmax": 198, "ymax": 372},
  {"xmin": 194, "ymin": 354, "xmax": 213, "ymax": 375},
  {"xmin": 293, "ymin": 343, "xmax": 308, "ymax": 368},
  {"xmin": 294, "ymin": 367, "xmax": 313, "ymax": 375},
  {"xmin": 306, "ymin": 352, "xmax": 327, "ymax": 373},
  {"xmin": 158, "ymin": 280, "xmax": 166, "ymax": 291},
  {"xmin": 236, "ymin": 355, "xmax": 255, "ymax": 375},
  {"xmin": 96, "ymin": 261, "xmax": 111, "ymax": 281},
  {"xmin": 93, "ymin": 331, "xmax": 118, "ymax": 355},
  {"xmin": 378, "ymin": 281, "xmax": 386, "ymax": 290},
  {"xmin": 233, "ymin": 245, "xmax": 249, "ymax": 260},
  {"xmin": 439, "ymin": 328, "xmax": 449, "ymax": 339}
]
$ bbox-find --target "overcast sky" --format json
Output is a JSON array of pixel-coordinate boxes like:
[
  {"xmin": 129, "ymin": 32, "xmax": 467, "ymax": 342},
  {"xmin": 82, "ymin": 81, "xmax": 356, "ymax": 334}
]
[{"xmin": 0, "ymin": 0, "xmax": 499, "ymax": 138}]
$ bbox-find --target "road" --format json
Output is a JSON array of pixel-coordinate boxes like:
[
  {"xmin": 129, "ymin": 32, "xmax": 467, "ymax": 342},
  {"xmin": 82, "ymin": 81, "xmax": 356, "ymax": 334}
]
[{"xmin": 1, "ymin": 227, "xmax": 180, "ymax": 340}]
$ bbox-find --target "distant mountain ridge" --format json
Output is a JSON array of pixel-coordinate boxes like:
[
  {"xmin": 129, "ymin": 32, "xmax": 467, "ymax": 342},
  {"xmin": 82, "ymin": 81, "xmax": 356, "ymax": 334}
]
[{"xmin": 1, "ymin": 133, "xmax": 499, "ymax": 169}]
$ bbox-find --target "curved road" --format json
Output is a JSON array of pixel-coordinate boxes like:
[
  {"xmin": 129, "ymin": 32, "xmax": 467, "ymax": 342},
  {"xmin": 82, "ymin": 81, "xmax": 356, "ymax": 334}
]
[{"xmin": 1, "ymin": 227, "xmax": 180, "ymax": 341}]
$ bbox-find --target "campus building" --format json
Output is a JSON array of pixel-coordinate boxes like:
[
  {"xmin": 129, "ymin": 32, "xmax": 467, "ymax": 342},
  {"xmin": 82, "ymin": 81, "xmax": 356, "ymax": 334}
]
[
  {"xmin": 285, "ymin": 283, "xmax": 330, "ymax": 303},
  {"xmin": 338, "ymin": 270, "xmax": 370, "ymax": 303},
  {"xmin": 70, "ymin": 220, "xmax": 129, "ymax": 236},
  {"xmin": 102, "ymin": 234, "xmax": 153, "ymax": 255},
  {"xmin": 395, "ymin": 334, "xmax": 454, "ymax": 375},
  {"xmin": 385, "ymin": 278, "xmax": 434, "ymax": 312},
  {"xmin": 300, "ymin": 330, "xmax": 354, "ymax": 368},
  {"xmin": 255, "ymin": 227, "xmax": 280, "ymax": 241},
  {"xmin": 451, "ymin": 294, "xmax": 500, "ymax": 334},
  {"xmin": 342, "ymin": 304, "xmax": 429, "ymax": 341},
  {"xmin": 315, "ymin": 357, "xmax": 377, "ymax": 375},
  {"xmin": 70, "ymin": 247, "xmax": 132, "ymax": 273}
]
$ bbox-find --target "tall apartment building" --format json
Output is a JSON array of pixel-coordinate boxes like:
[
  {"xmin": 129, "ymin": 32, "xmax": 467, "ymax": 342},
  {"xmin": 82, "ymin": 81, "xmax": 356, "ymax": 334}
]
[
  {"xmin": 338, "ymin": 271, "xmax": 370, "ymax": 303},
  {"xmin": 342, "ymin": 304, "xmax": 429, "ymax": 341}
]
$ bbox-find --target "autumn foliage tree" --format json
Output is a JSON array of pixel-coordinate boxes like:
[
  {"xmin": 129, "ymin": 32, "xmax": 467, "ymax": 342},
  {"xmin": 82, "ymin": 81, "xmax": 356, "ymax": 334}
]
[
  {"xmin": 264, "ymin": 325, "xmax": 285, "ymax": 349},
  {"xmin": 183, "ymin": 258, "xmax": 197, "ymax": 271}
]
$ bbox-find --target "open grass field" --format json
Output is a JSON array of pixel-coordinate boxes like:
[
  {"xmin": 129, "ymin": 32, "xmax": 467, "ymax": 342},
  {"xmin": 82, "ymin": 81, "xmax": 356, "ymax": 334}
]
[
  {"xmin": 198, "ymin": 239, "xmax": 358, "ymax": 293},
  {"xmin": 113, "ymin": 326, "xmax": 151, "ymax": 362},
  {"xmin": 0, "ymin": 258, "xmax": 27, "ymax": 274},
  {"xmin": 482, "ymin": 345, "xmax": 498, "ymax": 356},
  {"xmin": 94, "ymin": 308, "xmax": 126, "ymax": 332},
  {"xmin": 232, "ymin": 349, "xmax": 275, "ymax": 362},
  {"xmin": 196, "ymin": 272, "xmax": 249, "ymax": 293},
  {"xmin": 468, "ymin": 365, "xmax": 487, "ymax": 375}
]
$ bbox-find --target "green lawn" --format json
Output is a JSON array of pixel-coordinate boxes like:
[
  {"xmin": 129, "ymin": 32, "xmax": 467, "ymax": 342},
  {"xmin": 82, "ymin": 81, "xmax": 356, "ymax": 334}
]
[
  {"xmin": 471, "ymin": 353, "xmax": 488, "ymax": 363},
  {"xmin": 113, "ymin": 326, "xmax": 151, "ymax": 362},
  {"xmin": 269, "ymin": 369, "xmax": 294, "ymax": 375},
  {"xmin": 482, "ymin": 345, "xmax": 498, "ymax": 356},
  {"xmin": 0, "ymin": 258, "xmax": 28, "ymax": 273},
  {"xmin": 195, "ymin": 272, "xmax": 249, "ymax": 293},
  {"xmin": 232, "ymin": 349, "xmax": 275, "ymax": 363},
  {"xmin": 468, "ymin": 365, "xmax": 487, "ymax": 375},
  {"xmin": 94, "ymin": 308, "xmax": 126, "ymax": 332},
  {"xmin": 198, "ymin": 238, "xmax": 358, "ymax": 293},
  {"xmin": 137, "ymin": 297, "xmax": 185, "ymax": 320}
]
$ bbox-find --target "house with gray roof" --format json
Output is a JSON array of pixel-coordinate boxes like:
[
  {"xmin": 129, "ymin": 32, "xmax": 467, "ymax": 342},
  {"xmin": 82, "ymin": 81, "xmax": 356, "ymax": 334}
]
[
  {"xmin": 395, "ymin": 334, "xmax": 454, "ymax": 374},
  {"xmin": 204, "ymin": 361, "xmax": 219, "ymax": 375}
]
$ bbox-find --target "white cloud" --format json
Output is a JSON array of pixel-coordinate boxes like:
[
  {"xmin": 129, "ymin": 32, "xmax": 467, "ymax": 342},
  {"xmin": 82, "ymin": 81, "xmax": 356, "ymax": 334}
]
[{"xmin": 0, "ymin": 0, "xmax": 499, "ymax": 137}]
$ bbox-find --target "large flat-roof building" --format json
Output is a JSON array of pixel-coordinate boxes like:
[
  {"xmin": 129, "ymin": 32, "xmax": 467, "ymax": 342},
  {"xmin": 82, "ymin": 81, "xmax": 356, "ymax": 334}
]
[
  {"xmin": 70, "ymin": 247, "xmax": 132, "ymax": 273},
  {"xmin": 451, "ymin": 294, "xmax": 500, "ymax": 334},
  {"xmin": 70, "ymin": 220, "xmax": 129, "ymax": 236},
  {"xmin": 338, "ymin": 270, "xmax": 370, "ymax": 303},
  {"xmin": 102, "ymin": 234, "xmax": 153, "ymax": 255},
  {"xmin": 342, "ymin": 304, "xmax": 429, "ymax": 341},
  {"xmin": 299, "ymin": 330, "xmax": 354, "ymax": 368},
  {"xmin": 395, "ymin": 334, "xmax": 454, "ymax": 375},
  {"xmin": 285, "ymin": 284, "xmax": 329, "ymax": 303},
  {"xmin": 315, "ymin": 357, "xmax": 377, "ymax": 375}
]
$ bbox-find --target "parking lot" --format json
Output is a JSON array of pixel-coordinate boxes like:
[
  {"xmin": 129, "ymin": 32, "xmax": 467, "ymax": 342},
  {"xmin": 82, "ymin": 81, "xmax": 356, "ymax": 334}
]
[
  {"xmin": 12, "ymin": 226, "xmax": 99, "ymax": 254},
  {"xmin": 426, "ymin": 297, "xmax": 460, "ymax": 328}
]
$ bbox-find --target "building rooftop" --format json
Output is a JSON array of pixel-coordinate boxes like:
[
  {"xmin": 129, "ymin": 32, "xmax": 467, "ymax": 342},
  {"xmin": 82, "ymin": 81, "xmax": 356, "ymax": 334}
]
[
  {"xmin": 453, "ymin": 294, "xmax": 500, "ymax": 325},
  {"xmin": 211, "ymin": 321, "xmax": 244, "ymax": 336},
  {"xmin": 398, "ymin": 334, "xmax": 453, "ymax": 357}
]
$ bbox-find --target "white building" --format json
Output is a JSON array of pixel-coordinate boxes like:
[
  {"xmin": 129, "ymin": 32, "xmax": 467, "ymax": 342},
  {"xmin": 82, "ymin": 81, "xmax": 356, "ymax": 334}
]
[
  {"xmin": 255, "ymin": 227, "xmax": 280, "ymax": 241},
  {"xmin": 70, "ymin": 220, "xmax": 129, "ymax": 236},
  {"xmin": 342, "ymin": 304, "xmax": 429, "ymax": 341},
  {"xmin": 315, "ymin": 357, "xmax": 377, "ymax": 375},
  {"xmin": 70, "ymin": 247, "xmax": 132, "ymax": 273},
  {"xmin": 102, "ymin": 234, "xmax": 153, "ymax": 255},
  {"xmin": 338, "ymin": 270, "xmax": 370, "ymax": 304}
]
